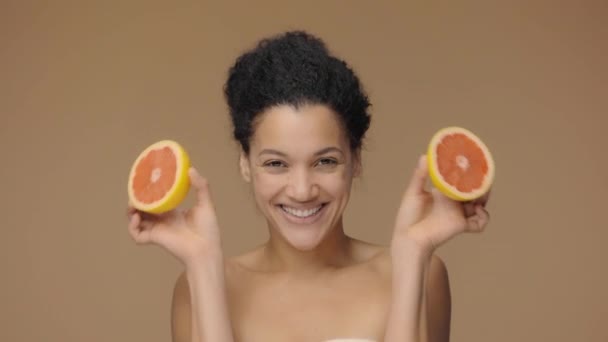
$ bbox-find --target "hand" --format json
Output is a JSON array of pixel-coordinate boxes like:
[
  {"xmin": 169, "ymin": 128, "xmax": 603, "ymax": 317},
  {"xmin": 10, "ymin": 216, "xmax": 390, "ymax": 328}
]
[
  {"xmin": 392, "ymin": 155, "xmax": 491, "ymax": 253},
  {"xmin": 127, "ymin": 168, "xmax": 222, "ymax": 266}
]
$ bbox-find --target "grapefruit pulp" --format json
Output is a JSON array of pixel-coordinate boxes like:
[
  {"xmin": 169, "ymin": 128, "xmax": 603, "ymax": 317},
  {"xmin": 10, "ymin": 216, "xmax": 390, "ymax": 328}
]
[
  {"xmin": 128, "ymin": 140, "xmax": 191, "ymax": 214},
  {"xmin": 427, "ymin": 127, "xmax": 494, "ymax": 201}
]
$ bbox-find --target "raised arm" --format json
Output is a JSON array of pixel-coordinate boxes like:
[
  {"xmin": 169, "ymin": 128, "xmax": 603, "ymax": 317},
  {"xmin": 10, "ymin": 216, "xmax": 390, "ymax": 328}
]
[
  {"xmin": 384, "ymin": 156, "xmax": 489, "ymax": 342},
  {"xmin": 171, "ymin": 256, "xmax": 233, "ymax": 342},
  {"xmin": 128, "ymin": 168, "xmax": 234, "ymax": 342}
]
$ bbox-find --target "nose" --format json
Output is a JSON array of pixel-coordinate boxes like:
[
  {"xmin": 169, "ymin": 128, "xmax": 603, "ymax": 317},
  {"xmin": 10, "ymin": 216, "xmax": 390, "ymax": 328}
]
[{"xmin": 286, "ymin": 167, "xmax": 319, "ymax": 202}]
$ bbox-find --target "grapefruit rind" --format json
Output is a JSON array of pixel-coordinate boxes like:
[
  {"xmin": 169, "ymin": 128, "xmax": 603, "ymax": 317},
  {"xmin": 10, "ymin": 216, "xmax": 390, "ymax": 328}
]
[
  {"xmin": 427, "ymin": 127, "xmax": 494, "ymax": 201},
  {"xmin": 127, "ymin": 140, "xmax": 191, "ymax": 214}
]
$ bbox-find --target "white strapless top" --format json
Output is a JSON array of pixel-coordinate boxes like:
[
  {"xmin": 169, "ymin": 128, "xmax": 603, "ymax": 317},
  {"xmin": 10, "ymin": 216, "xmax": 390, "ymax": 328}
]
[{"xmin": 323, "ymin": 339, "xmax": 377, "ymax": 342}]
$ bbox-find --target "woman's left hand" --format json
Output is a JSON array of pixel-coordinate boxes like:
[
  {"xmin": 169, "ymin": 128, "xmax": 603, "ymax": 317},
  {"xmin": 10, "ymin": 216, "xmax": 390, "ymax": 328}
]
[{"xmin": 391, "ymin": 155, "xmax": 491, "ymax": 254}]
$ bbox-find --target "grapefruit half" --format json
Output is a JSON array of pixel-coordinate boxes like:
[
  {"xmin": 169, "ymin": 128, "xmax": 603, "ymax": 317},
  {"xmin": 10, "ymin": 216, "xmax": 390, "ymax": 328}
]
[
  {"xmin": 128, "ymin": 140, "xmax": 191, "ymax": 214},
  {"xmin": 427, "ymin": 127, "xmax": 494, "ymax": 201}
]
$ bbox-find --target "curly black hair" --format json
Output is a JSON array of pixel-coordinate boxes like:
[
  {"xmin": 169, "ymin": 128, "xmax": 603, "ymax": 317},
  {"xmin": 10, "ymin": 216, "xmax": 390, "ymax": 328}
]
[{"xmin": 224, "ymin": 30, "xmax": 372, "ymax": 154}]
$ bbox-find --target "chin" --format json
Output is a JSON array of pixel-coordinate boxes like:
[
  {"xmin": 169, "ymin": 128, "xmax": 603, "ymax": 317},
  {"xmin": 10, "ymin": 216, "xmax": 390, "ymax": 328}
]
[{"xmin": 281, "ymin": 226, "xmax": 326, "ymax": 251}]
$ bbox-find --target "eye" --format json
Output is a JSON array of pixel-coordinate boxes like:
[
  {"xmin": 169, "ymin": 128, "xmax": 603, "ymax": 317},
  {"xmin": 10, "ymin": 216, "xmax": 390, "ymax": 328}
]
[
  {"xmin": 263, "ymin": 160, "xmax": 286, "ymax": 168},
  {"xmin": 316, "ymin": 158, "xmax": 338, "ymax": 167}
]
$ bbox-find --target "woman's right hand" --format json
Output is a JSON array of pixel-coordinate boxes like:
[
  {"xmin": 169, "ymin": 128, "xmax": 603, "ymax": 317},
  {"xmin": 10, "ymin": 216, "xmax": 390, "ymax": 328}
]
[{"xmin": 127, "ymin": 167, "xmax": 223, "ymax": 266}]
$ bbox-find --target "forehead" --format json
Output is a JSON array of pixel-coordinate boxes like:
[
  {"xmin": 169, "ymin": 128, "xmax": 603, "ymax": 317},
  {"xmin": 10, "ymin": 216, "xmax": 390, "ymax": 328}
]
[{"xmin": 250, "ymin": 104, "xmax": 348, "ymax": 151}]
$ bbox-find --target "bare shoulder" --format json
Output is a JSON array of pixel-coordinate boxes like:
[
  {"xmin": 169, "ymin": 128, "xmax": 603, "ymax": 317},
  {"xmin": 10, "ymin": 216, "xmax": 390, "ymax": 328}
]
[
  {"xmin": 364, "ymin": 244, "xmax": 449, "ymax": 282},
  {"xmin": 369, "ymin": 248, "xmax": 450, "ymax": 295},
  {"xmin": 370, "ymin": 249, "xmax": 451, "ymax": 341},
  {"xmin": 171, "ymin": 271, "xmax": 191, "ymax": 342},
  {"xmin": 172, "ymin": 270, "xmax": 189, "ymax": 299},
  {"xmin": 227, "ymin": 246, "xmax": 266, "ymax": 271},
  {"xmin": 348, "ymin": 238, "xmax": 390, "ymax": 268},
  {"xmin": 424, "ymin": 254, "xmax": 451, "ymax": 342},
  {"xmin": 425, "ymin": 254, "xmax": 451, "ymax": 317},
  {"xmin": 427, "ymin": 254, "xmax": 449, "ymax": 288},
  {"xmin": 169, "ymin": 259, "xmax": 243, "ymax": 342},
  {"xmin": 365, "ymin": 246, "xmax": 451, "ymax": 316}
]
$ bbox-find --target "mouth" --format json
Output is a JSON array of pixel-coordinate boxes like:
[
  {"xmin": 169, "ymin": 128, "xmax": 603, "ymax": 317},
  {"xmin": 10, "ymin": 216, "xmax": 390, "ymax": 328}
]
[{"xmin": 278, "ymin": 203, "xmax": 327, "ymax": 224}]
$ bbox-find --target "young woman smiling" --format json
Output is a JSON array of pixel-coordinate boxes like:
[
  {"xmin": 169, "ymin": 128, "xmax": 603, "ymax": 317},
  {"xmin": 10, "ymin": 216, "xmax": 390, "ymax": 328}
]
[{"xmin": 127, "ymin": 31, "xmax": 490, "ymax": 342}]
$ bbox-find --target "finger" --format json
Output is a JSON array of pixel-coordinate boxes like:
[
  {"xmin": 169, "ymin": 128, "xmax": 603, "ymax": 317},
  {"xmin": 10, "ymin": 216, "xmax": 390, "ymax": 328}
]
[
  {"xmin": 128, "ymin": 211, "xmax": 154, "ymax": 244},
  {"xmin": 466, "ymin": 205, "xmax": 490, "ymax": 233},
  {"xmin": 126, "ymin": 205, "xmax": 137, "ymax": 219},
  {"xmin": 139, "ymin": 210, "xmax": 160, "ymax": 222},
  {"xmin": 463, "ymin": 201, "xmax": 477, "ymax": 217},
  {"xmin": 189, "ymin": 167, "xmax": 214, "ymax": 209},
  {"xmin": 463, "ymin": 188, "xmax": 491, "ymax": 216},
  {"xmin": 127, "ymin": 211, "xmax": 140, "ymax": 234},
  {"xmin": 476, "ymin": 205, "xmax": 490, "ymax": 225},
  {"xmin": 127, "ymin": 205, "xmax": 156, "ymax": 225},
  {"xmin": 127, "ymin": 212, "xmax": 144, "ymax": 243},
  {"xmin": 474, "ymin": 189, "xmax": 491, "ymax": 207},
  {"xmin": 403, "ymin": 155, "xmax": 429, "ymax": 199}
]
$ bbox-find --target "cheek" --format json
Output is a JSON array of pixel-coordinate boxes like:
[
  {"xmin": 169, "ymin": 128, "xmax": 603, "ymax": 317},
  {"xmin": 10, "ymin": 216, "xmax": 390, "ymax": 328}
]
[
  {"xmin": 252, "ymin": 172, "xmax": 283, "ymax": 201},
  {"xmin": 319, "ymin": 173, "xmax": 353, "ymax": 197}
]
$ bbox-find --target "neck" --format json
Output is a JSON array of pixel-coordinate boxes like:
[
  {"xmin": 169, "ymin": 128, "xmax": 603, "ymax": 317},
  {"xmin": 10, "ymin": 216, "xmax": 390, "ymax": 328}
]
[{"xmin": 263, "ymin": 218, "xmax": 354, "ymax": 275}]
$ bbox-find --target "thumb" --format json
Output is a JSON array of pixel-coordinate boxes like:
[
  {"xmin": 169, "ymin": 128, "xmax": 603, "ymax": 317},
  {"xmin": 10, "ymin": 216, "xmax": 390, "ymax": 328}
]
[
  {"xmin": 403, "ymin": 155, "xmax": 429, "ymax": 199},
  {"xmin": 189, "ymin": 167, "xmax": 213, "ymax": 208}
]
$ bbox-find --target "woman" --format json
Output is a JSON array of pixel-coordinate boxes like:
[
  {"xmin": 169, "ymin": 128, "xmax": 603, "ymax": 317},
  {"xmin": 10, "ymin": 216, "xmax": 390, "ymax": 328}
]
[{"xmin": 127, "ymin": 31, "xmax": 490, "ymax": 342}]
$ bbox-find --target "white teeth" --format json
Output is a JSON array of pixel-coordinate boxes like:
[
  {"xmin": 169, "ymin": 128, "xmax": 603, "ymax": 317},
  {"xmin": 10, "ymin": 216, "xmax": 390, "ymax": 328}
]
[{"xmin": 281, "ymin": 205, "xmax": 323, "ymax": 218}]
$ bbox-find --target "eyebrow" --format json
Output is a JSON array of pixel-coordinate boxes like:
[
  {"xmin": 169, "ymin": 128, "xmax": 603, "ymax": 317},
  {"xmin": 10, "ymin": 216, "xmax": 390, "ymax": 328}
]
[{"xmin": 258, "ymin": 147, "xmax": 344, "ymax": 158}]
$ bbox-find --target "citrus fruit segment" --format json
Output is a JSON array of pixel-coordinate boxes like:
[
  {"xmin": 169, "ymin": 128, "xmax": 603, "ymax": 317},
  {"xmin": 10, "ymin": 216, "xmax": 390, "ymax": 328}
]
[
  {"xmin": 128, "ymin": 140, "xmax": 191, "ymax": 214},
  {"xmin": 427, "ymin": 127, "xmax": 494, "ymax": 201}
]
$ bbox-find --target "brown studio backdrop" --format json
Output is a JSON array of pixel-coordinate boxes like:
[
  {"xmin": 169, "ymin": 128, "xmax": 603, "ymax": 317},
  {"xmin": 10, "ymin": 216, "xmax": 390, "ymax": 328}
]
[{"xmin": 1, "ymin": 1, "xmax": 607, "ymax": 341}]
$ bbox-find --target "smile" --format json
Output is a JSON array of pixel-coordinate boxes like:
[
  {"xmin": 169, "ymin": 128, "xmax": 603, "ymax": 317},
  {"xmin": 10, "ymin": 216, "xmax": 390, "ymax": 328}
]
[{"xmin": 279, "ymin": 204, "xmax": 326, "ymax": 223}]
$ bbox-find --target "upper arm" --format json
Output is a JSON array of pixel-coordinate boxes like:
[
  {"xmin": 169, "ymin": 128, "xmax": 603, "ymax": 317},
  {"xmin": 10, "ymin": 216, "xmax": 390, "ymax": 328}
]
[
  {"xmin": 171, "ymin": 271, "xmax": 200, "ymax": 342},
  {"xmin": 422, "ymin": 254, "xmax": 452, "ymax": 342}
]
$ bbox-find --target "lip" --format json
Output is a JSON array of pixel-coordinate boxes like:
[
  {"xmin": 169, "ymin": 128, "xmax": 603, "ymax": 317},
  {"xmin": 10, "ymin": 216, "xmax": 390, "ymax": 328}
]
[{"xmin": 277, "ymin": 203, "xmax": 327, "ymax": 225}]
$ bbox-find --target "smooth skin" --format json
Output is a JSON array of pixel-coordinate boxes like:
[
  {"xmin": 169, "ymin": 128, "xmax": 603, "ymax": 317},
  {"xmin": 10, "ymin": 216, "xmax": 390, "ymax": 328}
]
[{"xmin": 127, "ymin": 104, "xmax": 490, "ymax": 342}]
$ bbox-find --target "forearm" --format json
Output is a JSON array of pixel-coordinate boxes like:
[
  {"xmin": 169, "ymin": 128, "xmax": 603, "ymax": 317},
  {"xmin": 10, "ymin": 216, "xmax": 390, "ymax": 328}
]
[
  {"xmin": 384, "ymin": 239, "xmax": 433, "ymax": 342},
  {"xmin": 186, "ymin": 255, "xmax": 234, "ymax": 342}
]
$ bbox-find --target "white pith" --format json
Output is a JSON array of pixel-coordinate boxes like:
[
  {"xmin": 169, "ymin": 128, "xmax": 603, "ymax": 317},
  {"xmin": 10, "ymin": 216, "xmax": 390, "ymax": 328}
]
[
  {"xmin": 455, "ymin": 155, "xmax": 470, "ymax": 171},
  {"xmin": 150, "ymin": 168, "xmax": 162, "ymax": 183}
]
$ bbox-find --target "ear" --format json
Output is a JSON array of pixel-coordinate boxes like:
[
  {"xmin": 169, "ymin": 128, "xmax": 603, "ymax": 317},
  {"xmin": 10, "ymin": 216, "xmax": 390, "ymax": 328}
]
[
  {"xmin": 352, "ymin": 150, "xmax": 362, "ymax": 178},
  {"xmin": 239, "ymin": 151, "xmax": 252, "ymax": 183}
]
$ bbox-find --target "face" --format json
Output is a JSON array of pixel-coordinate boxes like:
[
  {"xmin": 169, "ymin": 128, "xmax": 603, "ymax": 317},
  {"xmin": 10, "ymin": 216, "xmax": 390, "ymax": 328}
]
[{"xmin": 239, "ymin": 104, "xmax": 360, "ymax": 251}]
